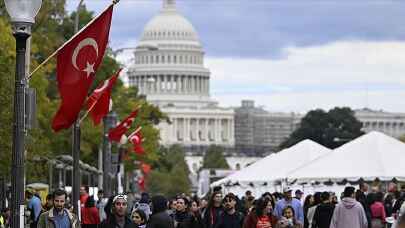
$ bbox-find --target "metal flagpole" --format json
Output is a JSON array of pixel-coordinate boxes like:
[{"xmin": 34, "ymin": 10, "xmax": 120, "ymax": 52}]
[{"xmin": 72, "ymin": 0, "xmax": 84, "ymax": 216}]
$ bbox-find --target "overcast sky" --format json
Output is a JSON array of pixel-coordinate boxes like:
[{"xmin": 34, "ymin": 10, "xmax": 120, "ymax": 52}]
[{"xmin": 66, "ymin": 0, "xmax": 405, "ymax": 113}]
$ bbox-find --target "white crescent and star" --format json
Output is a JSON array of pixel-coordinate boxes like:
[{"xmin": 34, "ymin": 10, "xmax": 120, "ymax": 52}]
[{"xmin": 71, "ymin": 38, "xmax": 99, "ymax": 78}]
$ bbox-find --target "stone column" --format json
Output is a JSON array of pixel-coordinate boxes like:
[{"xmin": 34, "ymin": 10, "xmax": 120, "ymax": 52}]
[
  {"xmin": 214, "ymin": 118, "xmax": 219, "ymax": 142},
  {"xmin": 230, "ymin": 118, "xmax": 235, "ymax": 143},
  {"xmin": 173, "ymin": 118, "xmax": 177, "ymax": 142},
  {"xmin": 205, "ymin": 119, "xmax": 209, "ymax": 142},
  {"xmin": 197, "ymin": 76, "xmax": 200, "ymax": 94},
  {"xmin": 139, "ymin": 76, "xmax": 144, "ymax": 94},
  {"xmin": 196, "ymin": 118, "xmax": 200, "ymax": 143},
  {"xmin": 135, "ymin": 77, "xmax": 139, "ymax": 91},
  {"xmin": 228, "ymin": 119, "xmax": 232, "ymax": 142},
  {"xmin": 183, "ymin": 75, "xmax": 188, "ymax": 93},
  {"xmin": 185, "ymin": 118, "xmax": 190, "ymax": 142},
  {"xmin": 199, "ymin": 77, "xmax": 202, "ymax": 94}
]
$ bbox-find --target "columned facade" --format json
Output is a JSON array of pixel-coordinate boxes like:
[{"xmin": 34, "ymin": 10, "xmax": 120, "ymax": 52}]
[
  {"xmin": 355, "ymin": 108, "xmax": 405, "ymax": 138},
  {"xmin": 158, "ymin": 109, "xmax": 235, "ymax": 146},
  {"xmin": 127, "ymin": 0, "xmax": 235, "ymax": 148}
]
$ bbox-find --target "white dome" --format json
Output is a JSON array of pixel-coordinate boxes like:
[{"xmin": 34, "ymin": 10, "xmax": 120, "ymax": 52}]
[{"xmin": 139, "ymin": 1, "xmax": 201, "ymax": 46}]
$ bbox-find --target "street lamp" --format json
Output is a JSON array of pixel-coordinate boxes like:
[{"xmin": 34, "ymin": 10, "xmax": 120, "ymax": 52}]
[
  {"xmin": 4, "ymin": 1, "xmax": 42, "ymax": 228},
  {"xmin": 103, "ymin": 111, "xmax": 117, "ymax": 197}
]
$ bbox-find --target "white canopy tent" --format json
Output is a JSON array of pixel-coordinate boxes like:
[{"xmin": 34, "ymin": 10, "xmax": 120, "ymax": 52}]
[
  {"xmin": 211, "ymin": 139, "xmax": 331, "ymax": 196},
  {"xmin": 287, "ymin": 131, "xmax": 405, "ymax": 183}
]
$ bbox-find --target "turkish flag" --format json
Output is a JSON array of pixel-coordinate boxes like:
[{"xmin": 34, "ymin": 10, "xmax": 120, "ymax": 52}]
[
  {"xmin": 108, "ymin": 109, "xmax": 139, "ymax": 142},
  {"xmin": 52, "ymin": 5, "xmax": 114, "ymax": 132},
  {"xmin": 133, "ymin": 144, "xmax": 145, "ymax": 155},
  {"xmin": 141, "ymin": 163, "xmax": 151, "ymax": 174},
  {"xmin": 86, "ymin": 69, "xmax": 121, "ymax": 125},
  {"xmin": 138, "ymin": 176, "xmax": 145, "ymax": 192},
  {"xmin": 128, "ymin": 130, "xmax": 142, "ymax": 146}
]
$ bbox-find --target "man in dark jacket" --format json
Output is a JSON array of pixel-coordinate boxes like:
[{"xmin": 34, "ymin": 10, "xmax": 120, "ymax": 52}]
[
  {"xmin": 312, "ymin": 191, "xmax": 335, "ymax": 228},
  {"xmin": 174, "ymin": 197, "xmax": 191, "ymax": 228},
  {"xmin": 147, "ymin": 195, "xmax": 174, "ymax": 228},
  {"xmin": 216, "ymin": 193, "xmax": 244, "ymax": 228},
  {"xmin": 100, "ymin": 194, "xmax": 135, "ymax": 228}
]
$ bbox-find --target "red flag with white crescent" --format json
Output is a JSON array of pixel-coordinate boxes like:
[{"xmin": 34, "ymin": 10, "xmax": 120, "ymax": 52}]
[
  {"xmin": 108, "ymin": 109, "xmax": 139, "ymax": 142},
  {"xmin": 128, "ymin": 130, "xmax": 142, "ymax": 146},
  {"xmin": 87, "ymin": 69, "xmax": 122, "ymax": 125},
  {"xmin": 52, "ymin": 5, "xmax": 113, "ymax": 132}
]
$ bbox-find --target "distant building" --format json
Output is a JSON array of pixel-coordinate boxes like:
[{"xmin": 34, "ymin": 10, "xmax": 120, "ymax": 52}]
[
  {"xmin": 234, "ymin": 100, "xmax": 302, "ymax": 154},
  {"xmin": 355, "ymin": 108, "xmax": 405, "ymax": 138}
]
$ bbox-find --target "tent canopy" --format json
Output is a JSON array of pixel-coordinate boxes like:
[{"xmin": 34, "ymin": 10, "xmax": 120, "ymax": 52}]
[
  {"xmin": 211, "ymin": 139, "xmax": 331, "ymax": 187},
  {"xmin": 287, "ymin": 131, "xmax": 405, "ymax": 182}
]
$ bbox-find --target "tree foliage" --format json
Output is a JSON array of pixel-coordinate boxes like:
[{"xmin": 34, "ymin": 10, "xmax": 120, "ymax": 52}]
[
  {"xmin": 0, "ymin": 2, "xmax": 167, "ymax": 183},
  {"xmin": 0, "ymin": 17, "xmax": 15, "ymax": 177},
  {"xmin": 202, "ymin": 145, "xmax": 229, "ymax": 169},
  {"xmin": 280, "ymin": 107, "xmax": 364, "ymax": 149},
  {"xmin": 147, "ymin": 145, "xmax": 191, "ymax": 197}
]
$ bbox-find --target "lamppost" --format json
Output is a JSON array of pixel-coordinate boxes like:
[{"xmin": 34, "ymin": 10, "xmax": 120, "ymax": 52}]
[
  {"xmin": 4, "ymin": 1, "xmax": 42, "ymax": 228},
  {"xmin": 103, "ymin": 111, "xmax": 117, "ymax": 197}
]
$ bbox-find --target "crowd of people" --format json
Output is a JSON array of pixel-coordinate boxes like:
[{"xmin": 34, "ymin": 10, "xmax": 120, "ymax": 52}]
[{"xmin": 5, "ymin": 183, "xmax": 405, "ymax": 228}]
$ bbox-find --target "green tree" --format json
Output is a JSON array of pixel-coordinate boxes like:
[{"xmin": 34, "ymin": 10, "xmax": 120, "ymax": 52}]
[
  {"xmin": 0, "ymin": 2, "xmax": 167, "ymax": 183},
  {"xmin": 280, "ymin": 107, "xmax": 364, "ymax": 149},
  {"xmin": 147, "ymin": 145, "xmax": 191, "ymax": 197},
  {"xmin": 202, "ymin": 145, "xmax": 229, "ymax": 169},
  {"xmin": 0, "ymin": 17, "xmax": 15, "ymax": 177}
]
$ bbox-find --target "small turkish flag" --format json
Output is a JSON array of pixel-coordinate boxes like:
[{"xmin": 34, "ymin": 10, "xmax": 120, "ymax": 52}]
[
  {"xmin": 133, "ymin": 144, "xmax": 145, "ymax": 155},
  {"xmin": 52, "ymin": 5, "xmax": 113, "ymax": 132},
  {"xmin": 141, "ymin": 163, "xmax": 151, "ymax": 174},
  {"xmin": 86, "ymin": 69, "xmax": 122, "ymax": 125},
  {"xmin": 108, "ymin": 109, "xmax": 139, "ymax": 142},
  {"xmin": 138, "ymin": 176, "xmax": 145, "ymax": 191},
  {"xmin": 128, "ymin": 130, "xmax": 142, "ymax": 146}
]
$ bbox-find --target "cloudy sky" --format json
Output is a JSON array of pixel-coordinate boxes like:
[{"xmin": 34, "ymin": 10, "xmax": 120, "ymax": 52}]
[{"xmin": 66, "ymin": 0, "xmax": 405, "ymax": 113}]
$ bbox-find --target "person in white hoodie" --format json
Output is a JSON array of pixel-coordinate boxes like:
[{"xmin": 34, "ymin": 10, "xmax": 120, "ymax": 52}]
[{"xmin": 329, "ymin": 186, "xmax": 368, "ymax": 228}]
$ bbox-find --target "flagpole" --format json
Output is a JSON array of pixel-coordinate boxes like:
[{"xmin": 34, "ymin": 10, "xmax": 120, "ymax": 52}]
[
  {"xmin": 127, "ymin": 126, "xmax": 142, "ymax": 138},
  {"xmin": 27, "ymin": 1, "xmax": 119, "ymax": 80},
  {"xmin": 78, "ymin": 98, "xmax": 99, "ymax": 124},
  {"xmin": 71, "ymin": 0, "xmax": 84, "ymax": 216}
]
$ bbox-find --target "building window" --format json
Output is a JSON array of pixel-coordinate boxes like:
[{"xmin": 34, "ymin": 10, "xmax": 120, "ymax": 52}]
[
  {"xmin": 174, "ymin": 55, "xmax": 177, "ymax": 64},
  {"xmin": 168, "ymin": 55, "xmax": 171, "ymax": 63}
]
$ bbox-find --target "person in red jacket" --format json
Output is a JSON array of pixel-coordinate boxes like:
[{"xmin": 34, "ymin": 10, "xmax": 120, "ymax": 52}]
[
  {"xmin": 243, "ymin": 197, "xmax": 277, "ymax": 228},
  {"xmin": 81, "ymin": 196, "xmax": 100, "ymax": 228}
]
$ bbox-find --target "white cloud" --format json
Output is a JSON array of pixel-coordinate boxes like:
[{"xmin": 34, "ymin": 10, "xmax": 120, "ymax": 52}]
[{"xmin": 205, "ymin": 41, "xmax": 405, "ymax": 112}]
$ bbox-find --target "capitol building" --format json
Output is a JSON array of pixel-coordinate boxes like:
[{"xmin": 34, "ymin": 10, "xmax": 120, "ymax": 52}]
[
  {"xmin": 126, "ymin": 0, "xmax": 405, "ymax": 156},
  {"xmin": 127, "ymin": 0, "xmax": 235, "ymax": 150}
]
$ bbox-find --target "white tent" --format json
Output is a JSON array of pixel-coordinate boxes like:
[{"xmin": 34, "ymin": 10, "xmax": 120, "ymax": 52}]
[
  {"xmin": 287, "ymin": 131, "xmax": 405, "ymax": 183},
  {"xmin": 211, "ymin": 139, "xmax": 331, "ymax": 194}
]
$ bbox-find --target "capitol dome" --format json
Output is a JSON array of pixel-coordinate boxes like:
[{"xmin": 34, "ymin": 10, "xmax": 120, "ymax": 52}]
[
  {"xmin": 128, "ymin": 0, "xmax": 214, "ymax": 108},
  {"xmin": 139, "ymin": 2, "xmax": 201, "ymax": 46}
]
